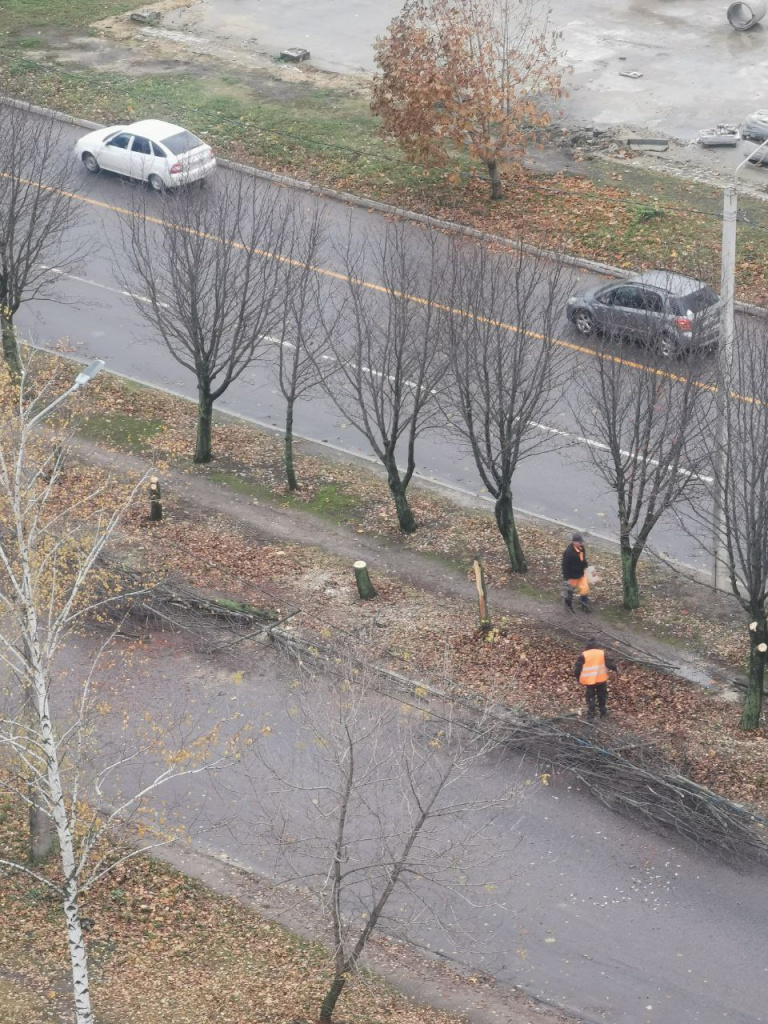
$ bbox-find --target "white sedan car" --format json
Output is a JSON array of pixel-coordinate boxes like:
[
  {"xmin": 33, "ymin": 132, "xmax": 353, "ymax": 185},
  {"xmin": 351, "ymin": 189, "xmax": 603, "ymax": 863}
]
[{"xmin": 75, "ymin": 119, "xmax": 216, "ymax": 191}]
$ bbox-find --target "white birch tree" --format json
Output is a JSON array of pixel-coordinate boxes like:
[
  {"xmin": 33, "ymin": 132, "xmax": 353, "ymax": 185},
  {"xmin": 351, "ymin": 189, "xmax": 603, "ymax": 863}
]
[{"xmin": 0, "ymin": 362, "xmax": 223, "ymax": 1024}]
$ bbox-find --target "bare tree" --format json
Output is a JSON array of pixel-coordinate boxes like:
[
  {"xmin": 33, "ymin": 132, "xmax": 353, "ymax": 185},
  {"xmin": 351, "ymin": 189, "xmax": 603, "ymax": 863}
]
[
  {"xmin": 0, "ymin": 101, "xmax": 83, "ymax": 377},
  {"xmin": 320, "ymin": 222, "xmax": 448, "ymax": 533},
  {"xmin": 274, "ymin": 210, "xmax": 335, "ymax": 491},
  {"xmin": 571, "ymin": 338, "xmax": 714, "ymax": 609},
  {"xmin": 255, "ymin": 651, "xmax": 518, "ymax": 1024},
  {"xmin": 119, "ymin": 174, "xmax": 299, "ymax": 464},
  {"xmin": 443, "ymin": 240, "xmax": 571, "ymax": 572},
  {"xmin": 0, "ymin": 365, "xmax": 223, "ymax": 1024},
  {"xmin": 706, "ymin": 322, "xmax": 768, "ymax": 729}
]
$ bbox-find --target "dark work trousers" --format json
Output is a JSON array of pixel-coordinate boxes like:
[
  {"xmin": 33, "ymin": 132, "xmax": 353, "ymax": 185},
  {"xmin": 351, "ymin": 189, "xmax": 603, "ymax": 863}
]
[{"xmin": 584, "ymin": 682, "xmax": 608, "ymax": 717}]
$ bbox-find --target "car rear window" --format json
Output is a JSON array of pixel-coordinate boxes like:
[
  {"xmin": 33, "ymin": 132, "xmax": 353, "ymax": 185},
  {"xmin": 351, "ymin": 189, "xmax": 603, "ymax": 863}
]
[
  {"xmin": 676, "ymin": 287, "xmax": 719, "ymax": 314},
  {"xmin": 160, "ymin": 130, "xmax": 205, "ymax": 155}
]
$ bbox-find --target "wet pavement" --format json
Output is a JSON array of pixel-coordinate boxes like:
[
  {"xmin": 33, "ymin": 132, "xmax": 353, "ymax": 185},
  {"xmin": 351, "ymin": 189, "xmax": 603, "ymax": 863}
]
[
  {"xmin": 64, "ymin": 629, "xmax": 768, "ymax": 1024},
  {"xmin": 163, "ymin": 0, "xmax": 768, "ymax": 140}
]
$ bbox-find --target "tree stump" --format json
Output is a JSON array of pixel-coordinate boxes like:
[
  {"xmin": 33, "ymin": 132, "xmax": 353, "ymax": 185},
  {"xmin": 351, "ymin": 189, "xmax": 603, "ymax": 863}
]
[
  {"xmin": 473, "ymin": 558, "xmax": 491, "ymax": 632},
  {"xmin": 148, "ymin": 476, "xmax": 163, "ymax": 522},
  {"xmin": 353, "ymin": 560, "xmax": 377, "ymax": 600}
]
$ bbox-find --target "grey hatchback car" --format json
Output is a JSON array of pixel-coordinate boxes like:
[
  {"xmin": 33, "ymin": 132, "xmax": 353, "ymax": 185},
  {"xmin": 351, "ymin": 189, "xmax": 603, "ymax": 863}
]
[{"xmin": 565, "ymin": 271, "xmax": 721, "ymax": 357}]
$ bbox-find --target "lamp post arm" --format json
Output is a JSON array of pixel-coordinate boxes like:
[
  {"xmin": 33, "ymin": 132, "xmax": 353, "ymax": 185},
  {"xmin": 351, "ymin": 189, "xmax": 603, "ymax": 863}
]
[
  {"xmin": 26, "ymin": 383, "xmax": 80, "ymax": 430},
  {"xmin": 26, "ymin": 360, "xmax": 105, "ymax": 430}
]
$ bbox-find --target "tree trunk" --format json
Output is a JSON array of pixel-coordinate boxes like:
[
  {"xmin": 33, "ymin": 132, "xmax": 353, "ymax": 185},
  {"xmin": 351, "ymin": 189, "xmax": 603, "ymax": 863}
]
[
  {"xmin": 384, "ymin": 457, "xmax": 416, "ymax": 534},
  {"xmin": 1, "ymin": 313, "xmax": 22, "ymax": 380},
  {"xmin": 284, "ymin": 399, "xmax": 298, "ymax": 492},
  {"xmin": 319, "ymin": 973, "xmax": 347, "ymax": 1024},
  {"xmin": 194, "ymin": 386, "xmax": 214, "ymax": 464},
  {"xmin": 486, "ymin": 159, "xmax": 503, "ymax": 201},
  {"xmin": 741, "ymin": 622, "xmax": 766, "ymax": 730},
  {"xmin": 620, "ymin": 540, "xmax": 640, "ymax": 610},
  {"xmin": 63, "ymin": 880, "xmax": 94, "ymax": 1024},
  {"xmin": 353, "ymin": 560, "xmax": 377, "ymax": 600},
  {"xmin": 23, "ymin": 667, "xmax": 53, "ymax": 862},
  {"xmin": 473, "ymin": 558, "xmax": 491, "ymax": 631},
  {"xmin": 35, "ymin": 670, "xmax": 94, "ymax": 1024},
  {"xmin": 494, "ymin": 492, "xmax": 527, "ymax": 573},
  {"xmin": 29, "ymin": 793, "xmax": 53, "ymax": 864}
]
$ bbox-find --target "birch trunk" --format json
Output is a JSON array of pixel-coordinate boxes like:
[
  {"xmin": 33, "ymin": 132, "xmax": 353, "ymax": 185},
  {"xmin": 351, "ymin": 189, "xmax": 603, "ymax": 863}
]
[{"xmin": 34, "ymin": 663, "xmax": 94, "ymax": 1024}]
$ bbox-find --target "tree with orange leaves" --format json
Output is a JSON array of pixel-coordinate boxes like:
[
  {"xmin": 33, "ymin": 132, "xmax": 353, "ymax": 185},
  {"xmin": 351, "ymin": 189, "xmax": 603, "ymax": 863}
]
[{"xmin": 372, "ymin": 0, "xmax": 567, "ymax": 199}]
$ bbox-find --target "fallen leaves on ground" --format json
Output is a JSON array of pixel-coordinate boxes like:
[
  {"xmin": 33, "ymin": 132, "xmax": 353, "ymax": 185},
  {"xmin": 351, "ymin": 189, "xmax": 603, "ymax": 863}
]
[{"xmin": 0, "ymin": 796, "xmax": 464, "ymax": 1024}]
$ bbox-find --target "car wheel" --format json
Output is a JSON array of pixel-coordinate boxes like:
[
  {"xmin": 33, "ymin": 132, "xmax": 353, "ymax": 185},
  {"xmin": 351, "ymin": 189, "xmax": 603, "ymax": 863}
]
[
  {"xmin": 148, "ymin": 174, "xmax": 166, "ymax": 193},
  {"xmin": 82, "ymin": 153, "xmax": 100, "ymax": 174},
  {"xmin": 658, "ymin": 332, "xmax": 678, "ymax": 359},
  {"xmin": 572, "ymin": 309, "xmax": 594, "ymax": 336}
]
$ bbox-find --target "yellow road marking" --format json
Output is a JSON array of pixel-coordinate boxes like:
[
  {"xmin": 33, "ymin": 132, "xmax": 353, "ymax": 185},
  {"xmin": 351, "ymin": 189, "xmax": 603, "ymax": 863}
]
[{"xmin": 3, "ymin": 169, "xmax": 746, "ymax": 400}]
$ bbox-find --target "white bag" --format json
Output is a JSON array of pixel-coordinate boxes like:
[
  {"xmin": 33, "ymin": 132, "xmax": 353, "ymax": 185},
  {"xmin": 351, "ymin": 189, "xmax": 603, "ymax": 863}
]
[{"xmin": 585, "ymin": 565, "xmax": 601, "ymax": 585}]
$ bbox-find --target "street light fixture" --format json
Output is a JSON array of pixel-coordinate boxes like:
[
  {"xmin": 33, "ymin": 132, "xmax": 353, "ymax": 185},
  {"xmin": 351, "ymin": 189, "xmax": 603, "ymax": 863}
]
[
  {"xmin": 712, "ymin": 139, "xmax": 768, "ymax": 591},
  {"xmin": 26, "ymin": 359, "xmax": 105, "ymax": 429}
]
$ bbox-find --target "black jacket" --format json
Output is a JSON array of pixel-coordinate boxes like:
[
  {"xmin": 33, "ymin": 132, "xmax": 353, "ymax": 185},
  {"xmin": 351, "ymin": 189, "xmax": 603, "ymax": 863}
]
[
  {"xmin": 573, "ymin": 651, "xmax": 618, "ymax": 681},
  {"xmin": 562, "ymin": 543, "xmax": 588, "ymax": 581}
]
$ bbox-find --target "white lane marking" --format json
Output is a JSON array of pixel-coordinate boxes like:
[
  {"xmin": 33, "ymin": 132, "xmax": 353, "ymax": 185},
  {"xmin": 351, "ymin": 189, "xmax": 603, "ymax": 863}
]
[
  {"xmin": 262, "ymin": 334, "xmax": 425, "ymax": 389},
  {"xmin": 264, "ymin": 335, "xmax": 713, "ymax": 484},
  {"xmin": 37, "ymin": 264, "xmax": 169, "ymax": 308},
  {"xmin": 528, "ymin": 418, "xmax": 714, "ymax": 484}
]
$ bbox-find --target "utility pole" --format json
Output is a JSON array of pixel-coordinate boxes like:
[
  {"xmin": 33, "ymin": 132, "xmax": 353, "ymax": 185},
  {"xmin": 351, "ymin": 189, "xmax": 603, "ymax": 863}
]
[{"xmin": 713, "ymin": 141, "xmax": 768, "ymax": 590}]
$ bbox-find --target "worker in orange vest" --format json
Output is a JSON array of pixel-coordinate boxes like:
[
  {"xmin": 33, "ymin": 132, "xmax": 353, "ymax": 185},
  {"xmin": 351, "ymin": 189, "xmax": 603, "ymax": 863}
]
[{"xmin": 574, "ymin": 638, "xmax": 618, "ymax": 719}]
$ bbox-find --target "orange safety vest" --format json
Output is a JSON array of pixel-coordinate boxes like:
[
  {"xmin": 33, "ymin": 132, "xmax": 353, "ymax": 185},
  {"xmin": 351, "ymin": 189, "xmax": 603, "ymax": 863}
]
[{"xmin": 579, "ymin": 648, "xmax": 608, "ymax": 686}]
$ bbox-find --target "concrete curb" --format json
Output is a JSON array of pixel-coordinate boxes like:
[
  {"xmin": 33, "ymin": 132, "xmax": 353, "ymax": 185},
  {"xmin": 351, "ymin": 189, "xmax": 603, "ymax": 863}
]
[{"xmin": 5, "ymin": 93, "xmax": 768, "ymax": 319}]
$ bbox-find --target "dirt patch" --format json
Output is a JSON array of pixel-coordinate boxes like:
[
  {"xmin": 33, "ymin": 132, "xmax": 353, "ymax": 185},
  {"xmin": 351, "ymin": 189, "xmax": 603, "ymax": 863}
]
[{"xmin": 92, "ymin": 1, "xmax": 372, "ymax": 94}]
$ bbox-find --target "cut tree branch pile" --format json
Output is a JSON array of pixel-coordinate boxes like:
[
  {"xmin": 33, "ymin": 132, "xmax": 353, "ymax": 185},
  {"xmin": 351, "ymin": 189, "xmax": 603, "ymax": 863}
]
[{"xmin": 267, "ymin": 626, "xmax": 768, "ymax": 866}]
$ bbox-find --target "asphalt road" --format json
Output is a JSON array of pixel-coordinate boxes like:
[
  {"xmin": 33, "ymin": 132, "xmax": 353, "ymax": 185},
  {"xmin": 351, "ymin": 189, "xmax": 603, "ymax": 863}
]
[
  {"xmin": 16, "ymin": 119, "xmax": 716, "ymax": 573},
  {"xmin": 69, "ymin": 632, "xmax": 768, "ymax": 1024}
]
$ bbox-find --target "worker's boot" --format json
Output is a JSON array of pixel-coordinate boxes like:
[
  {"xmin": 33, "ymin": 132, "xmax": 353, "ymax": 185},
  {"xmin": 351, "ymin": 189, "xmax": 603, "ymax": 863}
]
[
  {"xmin": 580, "ymin": 596, "xmax": 591, "ymax": 613},
  {"xmin": 564, "ymin": 595, "xmax": 574, "ymax": 613}
]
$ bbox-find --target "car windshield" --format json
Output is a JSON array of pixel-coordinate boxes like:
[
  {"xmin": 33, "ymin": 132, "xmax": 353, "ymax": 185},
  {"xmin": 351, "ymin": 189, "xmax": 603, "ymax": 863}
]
[
  {"xmin": 160, "ymin": 130, "xmax": 205, "ymax": 155},
  {"xmin": 677, "ymin": 286, "xmax": 719, "ymax": 314}
]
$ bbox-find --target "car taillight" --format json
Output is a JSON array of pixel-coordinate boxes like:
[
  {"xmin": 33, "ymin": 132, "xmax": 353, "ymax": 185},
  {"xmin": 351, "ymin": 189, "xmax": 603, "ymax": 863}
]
[
  {"xmin": 674, "ymin": 316, "xmax": 693, "ymax": 331},
  {"xmin": 169, "ymin": 162, "xmax": 182, "ymax": 174}
]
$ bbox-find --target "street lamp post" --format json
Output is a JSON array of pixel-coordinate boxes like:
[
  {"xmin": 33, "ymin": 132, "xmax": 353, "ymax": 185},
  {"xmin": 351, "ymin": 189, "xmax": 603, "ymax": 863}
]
[
  {"xmin": 26, "ymin": 359, "xmax": 105, "ymax": 429},
  {"xmin": 712, "ymin": 140, "xmax": 768, "ymax": 590}
]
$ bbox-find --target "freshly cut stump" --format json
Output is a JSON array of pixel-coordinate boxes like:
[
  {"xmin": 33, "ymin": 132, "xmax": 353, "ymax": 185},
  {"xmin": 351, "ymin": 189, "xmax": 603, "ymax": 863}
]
[{"xmin": 353, "ymin": 560, "xmax": 377, "ymax": 600}]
